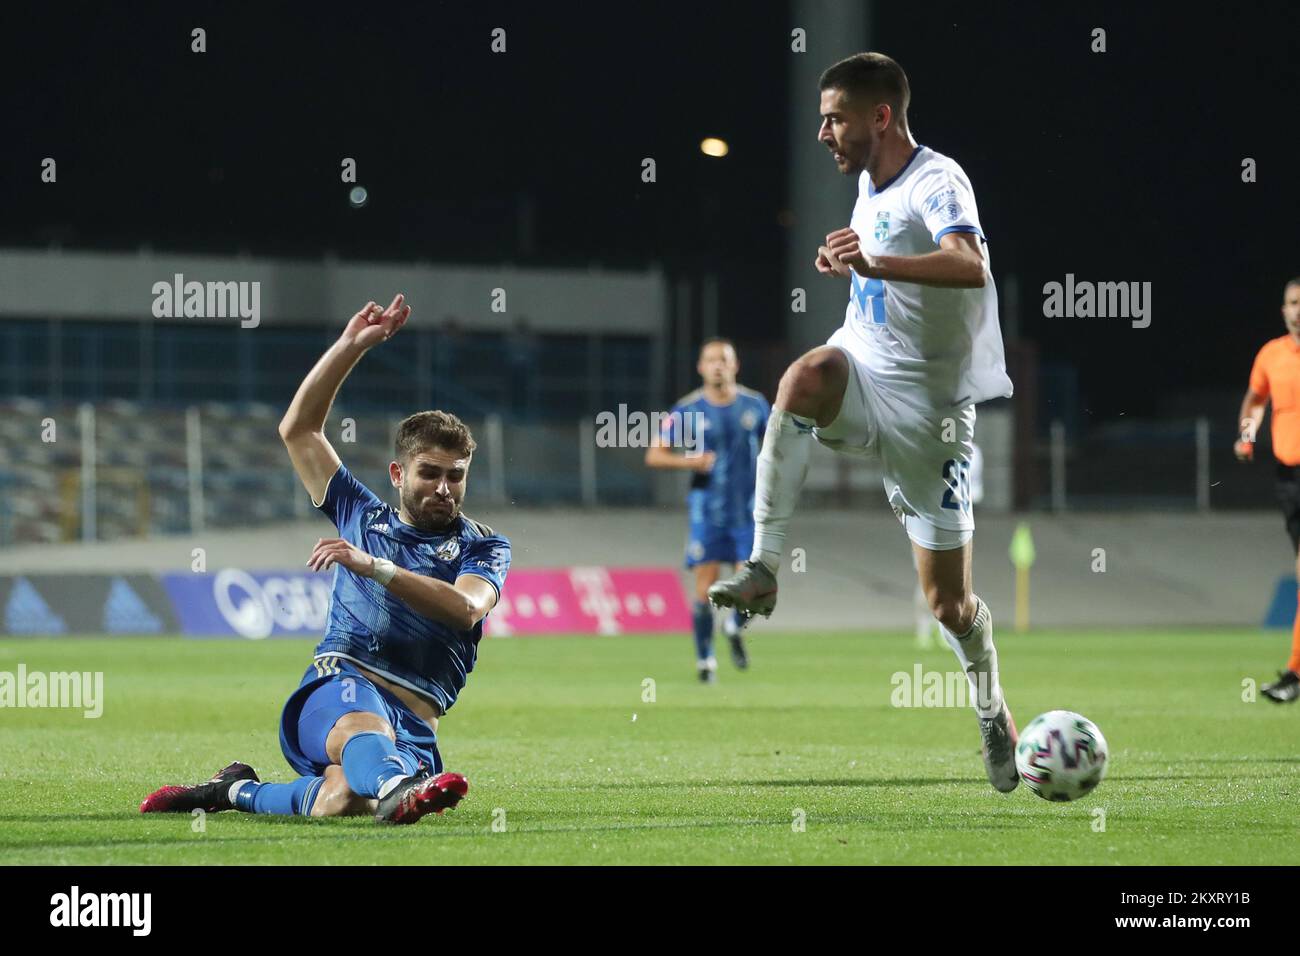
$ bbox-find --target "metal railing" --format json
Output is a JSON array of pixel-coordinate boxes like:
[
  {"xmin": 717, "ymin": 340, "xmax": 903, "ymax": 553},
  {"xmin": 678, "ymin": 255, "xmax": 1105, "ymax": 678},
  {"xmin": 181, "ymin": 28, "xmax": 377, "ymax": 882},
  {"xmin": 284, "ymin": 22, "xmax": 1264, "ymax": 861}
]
[
  {"xmin": 1039, "ymin": 416, "xmax": 1223, "ymax": 511},
  {"xmin": 0, "ymin": 400, "xmax": 671, "ymax": 545}
]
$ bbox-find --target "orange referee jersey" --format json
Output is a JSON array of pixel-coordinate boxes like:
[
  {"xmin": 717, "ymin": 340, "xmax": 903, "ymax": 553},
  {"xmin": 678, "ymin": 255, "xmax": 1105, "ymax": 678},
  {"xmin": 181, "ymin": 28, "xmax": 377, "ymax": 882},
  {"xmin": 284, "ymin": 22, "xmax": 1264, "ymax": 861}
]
[{"xmin": 1250, "ymin": 335, "xmax": 1300, "ymax": 465}]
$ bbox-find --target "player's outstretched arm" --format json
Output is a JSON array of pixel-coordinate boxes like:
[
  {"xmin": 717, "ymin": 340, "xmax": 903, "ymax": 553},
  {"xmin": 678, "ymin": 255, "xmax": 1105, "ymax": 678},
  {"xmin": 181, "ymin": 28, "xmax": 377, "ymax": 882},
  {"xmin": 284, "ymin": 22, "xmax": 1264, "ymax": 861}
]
[
  {"xmin": 387, "ymin": 573, "xmax": 498, "ymax": 631},
  {"xmin": 279, "ymin": 295, "xmax": 411, "ymax": 502},
  {"xmin": 1235, "ymin": 387, "xmax": 1267, "ymax": 461},
  {"xmin": 306, "ymin": 537, "xmax": 496, "ymax": 631}
]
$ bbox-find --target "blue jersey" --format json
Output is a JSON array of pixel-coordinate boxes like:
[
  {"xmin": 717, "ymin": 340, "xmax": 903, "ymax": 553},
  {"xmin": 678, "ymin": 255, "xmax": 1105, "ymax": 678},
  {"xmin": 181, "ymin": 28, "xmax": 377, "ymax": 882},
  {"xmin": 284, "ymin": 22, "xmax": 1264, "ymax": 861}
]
[
  {"xmin": 661, "ymin": 386, "xmax": 770, "ymax": 530},
  {"xmin": 311, "ymin": 463, "xmax": 510, "ymax": 713}
]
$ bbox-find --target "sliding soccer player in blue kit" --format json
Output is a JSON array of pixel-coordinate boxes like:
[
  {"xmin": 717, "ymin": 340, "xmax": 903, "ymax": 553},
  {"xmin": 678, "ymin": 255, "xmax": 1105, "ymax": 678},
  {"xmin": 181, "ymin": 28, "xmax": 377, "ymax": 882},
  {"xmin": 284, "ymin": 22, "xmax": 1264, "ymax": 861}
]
[{"xmin": 141, "ymin": 295, "xmax": 511, "ymax": 824}]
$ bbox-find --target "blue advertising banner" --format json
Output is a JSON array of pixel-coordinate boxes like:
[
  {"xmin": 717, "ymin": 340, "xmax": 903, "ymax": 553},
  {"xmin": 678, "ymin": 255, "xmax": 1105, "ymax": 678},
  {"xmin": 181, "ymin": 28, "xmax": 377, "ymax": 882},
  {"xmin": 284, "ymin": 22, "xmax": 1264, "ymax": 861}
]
[
  {"xmin": 1263, "ymin": 576, "xmax": 1297, "ymax": 629},
  {"xmin": 0, "ymin": 575, "xmax": 176, "ymax": 636},
  {"xmin": 159, "ymin": 569, "xmax": 333, "ymax": 639}
]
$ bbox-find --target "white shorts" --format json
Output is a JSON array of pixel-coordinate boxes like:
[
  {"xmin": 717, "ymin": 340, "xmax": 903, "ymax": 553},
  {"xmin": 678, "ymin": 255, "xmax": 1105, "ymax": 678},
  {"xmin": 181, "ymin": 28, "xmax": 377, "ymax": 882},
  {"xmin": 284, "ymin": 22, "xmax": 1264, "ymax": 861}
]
[{"xmin": 814, "ymin": 326, "xmax": 976, "ymax": 551}]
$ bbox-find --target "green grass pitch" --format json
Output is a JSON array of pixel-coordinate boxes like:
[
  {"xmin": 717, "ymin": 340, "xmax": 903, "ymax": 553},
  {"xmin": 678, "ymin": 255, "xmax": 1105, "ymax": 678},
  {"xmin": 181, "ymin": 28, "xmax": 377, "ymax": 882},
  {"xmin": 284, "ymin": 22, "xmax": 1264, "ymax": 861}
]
[{"xmin": 0, "ymin": 630, "xmax": 1294, "ymax": 865}]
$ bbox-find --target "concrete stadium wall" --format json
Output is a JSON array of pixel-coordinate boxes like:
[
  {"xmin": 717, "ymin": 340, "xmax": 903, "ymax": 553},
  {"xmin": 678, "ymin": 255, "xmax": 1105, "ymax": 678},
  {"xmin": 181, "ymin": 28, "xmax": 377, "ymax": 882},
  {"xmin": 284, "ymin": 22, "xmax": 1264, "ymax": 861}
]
[
  {"xmin": 0, "ymin": 509, "xmax": 1286, "ymax": 631},
  {"xmin": 0, "ymin": 249, "xmax": 668, "ymax": 334}
]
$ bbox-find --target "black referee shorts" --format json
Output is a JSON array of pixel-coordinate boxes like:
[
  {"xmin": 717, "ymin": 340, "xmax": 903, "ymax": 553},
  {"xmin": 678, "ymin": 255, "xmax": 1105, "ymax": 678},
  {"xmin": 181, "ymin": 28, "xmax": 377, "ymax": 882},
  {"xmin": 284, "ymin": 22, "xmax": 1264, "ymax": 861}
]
[{"xmin": 1276, "ymin": 462, "xmax": 1300, "ymax": 554}]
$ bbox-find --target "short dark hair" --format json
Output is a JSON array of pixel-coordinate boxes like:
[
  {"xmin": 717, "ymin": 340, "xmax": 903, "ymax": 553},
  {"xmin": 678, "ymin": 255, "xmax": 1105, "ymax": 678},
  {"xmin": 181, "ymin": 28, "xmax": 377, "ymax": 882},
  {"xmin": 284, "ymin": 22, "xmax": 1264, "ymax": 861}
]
[
  {"xmin": 698, "ymin": 336, "xmax": 735, "ymax": 356},
  {"xmin": 819, "ymin": 52, "xmax": 910, "ymax": 127},
  {"xmin": 395, "ymin": 410, "xmax": 476, "ymax": 462}
]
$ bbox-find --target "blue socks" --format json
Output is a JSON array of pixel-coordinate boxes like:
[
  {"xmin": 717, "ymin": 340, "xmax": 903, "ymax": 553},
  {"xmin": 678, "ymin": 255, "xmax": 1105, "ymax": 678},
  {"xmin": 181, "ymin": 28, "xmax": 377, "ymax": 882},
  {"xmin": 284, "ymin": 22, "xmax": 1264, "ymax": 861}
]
[
  {"xmin": 234, "ymin": 775, "xmax": 323, "ymax": 816},
  {"xmin": 341, "ymin": 731, "xmax": 415, "ymax": 798},
  {"xmin": 231, "ymin": 733, "xmax": 416, "ymax": 816},
  {"xmin": 692, "ymin": 600, "xmax": 715, "ymax": 662},
  {"xmin": 230, "ymin": 734, "xmax": 415, "ymax": 816}
]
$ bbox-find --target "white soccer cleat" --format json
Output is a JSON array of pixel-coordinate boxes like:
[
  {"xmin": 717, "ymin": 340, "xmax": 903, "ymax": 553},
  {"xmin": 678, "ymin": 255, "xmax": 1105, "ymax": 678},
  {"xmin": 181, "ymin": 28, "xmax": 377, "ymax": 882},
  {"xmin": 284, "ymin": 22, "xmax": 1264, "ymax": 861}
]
[
  {"xmin": 978, "ymin": 702, "xmax": 1020, "ymax": 793},
  {"xmin": 707, "ymin": 560, "xmax": 778, "ymax": 621}
]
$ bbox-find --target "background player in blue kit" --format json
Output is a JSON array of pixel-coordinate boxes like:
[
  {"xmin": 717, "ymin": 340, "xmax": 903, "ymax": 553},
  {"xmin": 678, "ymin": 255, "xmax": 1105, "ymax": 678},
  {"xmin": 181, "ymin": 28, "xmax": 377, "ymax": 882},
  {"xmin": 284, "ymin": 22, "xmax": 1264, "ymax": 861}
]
[
  {"xmin": 646, "ymin": 339, "xmax": 770, "ymax": 682},
  {"xmin": 141, "ymin": 294, "xmax": 511, "ymax": 824}
]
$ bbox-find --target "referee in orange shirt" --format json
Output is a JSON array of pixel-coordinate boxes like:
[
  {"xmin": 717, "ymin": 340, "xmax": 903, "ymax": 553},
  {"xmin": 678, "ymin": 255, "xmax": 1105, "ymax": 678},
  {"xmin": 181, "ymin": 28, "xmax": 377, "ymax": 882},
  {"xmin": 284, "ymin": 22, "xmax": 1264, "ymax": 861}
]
[{"xmin": 1235, "ymin": 277, "xmax": 1300, "ymax": 703}]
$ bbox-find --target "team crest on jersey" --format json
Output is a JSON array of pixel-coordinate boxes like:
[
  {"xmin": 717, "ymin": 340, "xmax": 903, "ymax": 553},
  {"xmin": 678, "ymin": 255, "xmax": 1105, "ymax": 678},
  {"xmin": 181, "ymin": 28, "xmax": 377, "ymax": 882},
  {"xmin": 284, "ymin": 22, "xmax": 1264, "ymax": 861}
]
[
  {"xmin": 873, "ymin": 211, "xmax": 890, "ymax": 241},
  {"xmin": 740, "ymin": 408, "xmax": 759, "ymax": 431},
  {"xmin": 434, "ymin": 538, "xmax": 461, "ymax": 561}
]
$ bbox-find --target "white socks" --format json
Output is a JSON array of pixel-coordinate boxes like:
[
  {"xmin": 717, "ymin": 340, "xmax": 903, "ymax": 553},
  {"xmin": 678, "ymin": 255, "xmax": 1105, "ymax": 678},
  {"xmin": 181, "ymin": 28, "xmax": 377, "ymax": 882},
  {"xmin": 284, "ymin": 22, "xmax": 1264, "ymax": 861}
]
[
  {"xmin": 940, "ymin": 597, "xmax": 1004, "ymax": 719},
  {"xmin": 750, "ymin": 409, "xmax": 816, "ymax": 572}
]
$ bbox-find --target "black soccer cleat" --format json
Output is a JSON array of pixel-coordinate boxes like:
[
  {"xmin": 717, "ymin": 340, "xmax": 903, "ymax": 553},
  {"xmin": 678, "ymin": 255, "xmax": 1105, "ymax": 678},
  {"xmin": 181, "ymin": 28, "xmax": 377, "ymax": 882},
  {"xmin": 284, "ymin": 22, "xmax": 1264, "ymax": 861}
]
[
  {"xmin": 140, "ymin": 761, "xmax": 259, "ymax": 813},
  {"xmin": 721, "ymin": 610, "xmax": 750, "ymax": 669},
  {"xmin": 1262, "ymin": 670, "xmax": 1300, "ymax": 703},
  {"xmin": 374, "ymin": 771, "xmax": 469, "ymax": 824},
  {"xmin": 727, "ymin": 633, "xmax": 749, "ymax": 670}
]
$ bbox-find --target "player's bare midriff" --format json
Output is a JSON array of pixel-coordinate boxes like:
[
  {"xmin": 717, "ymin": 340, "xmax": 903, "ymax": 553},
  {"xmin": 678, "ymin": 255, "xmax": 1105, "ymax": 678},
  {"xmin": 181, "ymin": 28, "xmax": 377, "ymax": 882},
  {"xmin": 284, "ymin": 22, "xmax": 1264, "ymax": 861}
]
[{"xmin": 353, "ymin": 662, "xmax": 443, "ymax": 731}]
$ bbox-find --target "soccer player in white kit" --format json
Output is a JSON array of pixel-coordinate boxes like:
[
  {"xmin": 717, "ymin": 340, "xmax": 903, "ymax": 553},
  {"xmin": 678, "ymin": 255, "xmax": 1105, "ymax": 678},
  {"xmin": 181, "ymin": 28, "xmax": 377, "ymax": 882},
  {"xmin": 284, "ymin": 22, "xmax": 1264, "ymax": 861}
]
[{"xmin": 709, "ymin": 52, "xmax": 1019, "ymax": 792}]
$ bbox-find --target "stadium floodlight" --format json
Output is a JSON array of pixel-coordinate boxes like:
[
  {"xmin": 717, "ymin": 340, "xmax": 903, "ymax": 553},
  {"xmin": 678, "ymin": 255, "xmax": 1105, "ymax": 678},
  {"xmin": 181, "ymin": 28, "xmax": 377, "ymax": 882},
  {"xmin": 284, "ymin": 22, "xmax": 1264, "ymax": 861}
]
[{"xmin": 699, "ymin": 137, "xmax": 728, "ymax": 158}]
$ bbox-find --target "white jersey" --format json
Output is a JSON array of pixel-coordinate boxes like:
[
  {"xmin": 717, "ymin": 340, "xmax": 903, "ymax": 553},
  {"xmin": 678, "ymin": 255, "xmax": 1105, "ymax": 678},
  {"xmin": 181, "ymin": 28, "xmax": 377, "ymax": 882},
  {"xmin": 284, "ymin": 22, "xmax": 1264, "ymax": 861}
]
[{"xmin": 838, "ymin": 144, "xmax": 1013, "ymax": 407}]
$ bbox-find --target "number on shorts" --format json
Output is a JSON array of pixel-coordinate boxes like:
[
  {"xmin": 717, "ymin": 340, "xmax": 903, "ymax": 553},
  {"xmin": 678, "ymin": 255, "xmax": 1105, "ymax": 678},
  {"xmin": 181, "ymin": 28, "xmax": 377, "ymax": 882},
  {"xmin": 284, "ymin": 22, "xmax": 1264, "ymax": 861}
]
[{"xmin": 941, "ymin": 458, "xmax": 971, "ymax": 512}]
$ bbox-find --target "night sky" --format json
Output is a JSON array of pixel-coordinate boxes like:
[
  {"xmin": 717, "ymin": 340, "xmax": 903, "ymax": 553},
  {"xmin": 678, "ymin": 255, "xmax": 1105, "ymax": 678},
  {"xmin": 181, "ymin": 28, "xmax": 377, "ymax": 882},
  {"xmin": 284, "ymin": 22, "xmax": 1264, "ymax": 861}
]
[{"xmin": 5, "ymin": 2, "xmax": 1299, "ymax": 419}]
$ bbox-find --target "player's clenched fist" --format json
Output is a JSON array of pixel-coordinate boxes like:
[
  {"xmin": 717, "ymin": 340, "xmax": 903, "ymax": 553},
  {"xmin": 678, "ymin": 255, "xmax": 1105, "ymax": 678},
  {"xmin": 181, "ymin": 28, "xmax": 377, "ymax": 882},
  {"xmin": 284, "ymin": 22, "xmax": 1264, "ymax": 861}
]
[
  {"xmin": 823, "ymin": 227, "xmax": 879, "ymax": 279},
  {"xmin": 1233, "ymin": 439, "xmax": 1254, "ymax": 462},
  {"xmin": 814, "ymin": 245, "xmax": 840, "ymax": 276},
  {"xmin": 342, "ymin": 293, "xmax": 411, "ymax": 350},
  {"xmin": 307, "ymin": 537, "xmax": 378, "ymax": 577}
]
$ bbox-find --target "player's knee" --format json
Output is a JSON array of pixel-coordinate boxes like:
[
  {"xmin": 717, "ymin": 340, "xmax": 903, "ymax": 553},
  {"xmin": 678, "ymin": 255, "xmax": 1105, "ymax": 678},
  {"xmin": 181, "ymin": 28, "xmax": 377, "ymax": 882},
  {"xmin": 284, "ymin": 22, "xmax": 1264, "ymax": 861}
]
[
  {"xmin": 324, "ymin": 711, "xmax": 396, "ymax": 765},
  {"xmin": 311, "ymin": 764, "xmax": 375, "ymax": 818},
  {"xmin": 778, "ymin": 349, "xmax": 846, "ymax": 415},
  {"xmin": 777, "ymin": 355, "xmax": 824, "ymax": 404}
]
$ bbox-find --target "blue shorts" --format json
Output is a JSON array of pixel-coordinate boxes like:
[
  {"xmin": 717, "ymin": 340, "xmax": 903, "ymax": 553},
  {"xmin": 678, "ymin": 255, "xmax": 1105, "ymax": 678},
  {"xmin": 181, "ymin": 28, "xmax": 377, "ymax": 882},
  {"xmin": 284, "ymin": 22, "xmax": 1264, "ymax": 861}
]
[
  {"xmin": 278, "ymin": 655, "xmax": 442, "ymax": 778},
  {"xmin": 684, "ymin": 523, "xmax": 754, "ymax": 569}
]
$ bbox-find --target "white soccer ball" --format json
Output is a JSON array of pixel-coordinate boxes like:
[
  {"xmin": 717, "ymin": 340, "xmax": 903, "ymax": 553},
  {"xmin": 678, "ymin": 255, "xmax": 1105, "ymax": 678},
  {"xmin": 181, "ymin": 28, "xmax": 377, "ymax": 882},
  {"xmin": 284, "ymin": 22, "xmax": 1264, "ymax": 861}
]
[{"xmin": 1015, "ymin": 710, "xmax": 1109, "ymax": 801}]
